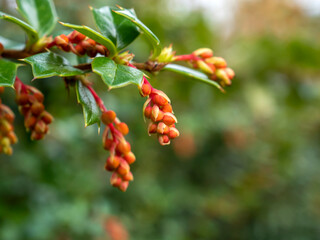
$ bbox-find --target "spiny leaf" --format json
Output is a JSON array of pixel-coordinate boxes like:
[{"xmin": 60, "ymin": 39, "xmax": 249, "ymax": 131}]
[
  {"xmin": 76, "ymin": 80, "xmax": 101, "ymax": 127},
  {"xmin": 22, "ymin": 52, "xmax": 85, "ymax": 79},
  {"xmin": 92, "ymin": 57, "xmax": 144, "ymax": 89},
  {"xmin": 0, "ymin": 59, "xmax": 20, "ymax": 87}
]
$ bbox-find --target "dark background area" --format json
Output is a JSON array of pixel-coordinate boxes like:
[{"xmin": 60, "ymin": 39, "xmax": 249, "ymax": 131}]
[{"xmin": 1, "ymin": 0, "xmax": 320, "ymax": 239}]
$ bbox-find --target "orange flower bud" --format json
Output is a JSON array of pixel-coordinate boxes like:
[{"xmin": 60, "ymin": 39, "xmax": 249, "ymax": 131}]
[
  {"xmin": 162, "ymin": 113, "xmax": 177, "ymax": 126},
  {"xmin": 31, "ymin": 102, "xmax": 44, "ymax": 115},
  {"xmin": 31, "ymin": 132, "xmax": 44, "ymax": 140},
  {"xmin": 124, "ymin": 152, "xmax": 136, "ymax": 164},
  {"xmin": 225, "ymin": 68, "xmax": 235, "ymax": 80},
  {"xmin": 119, "ymin": 181, "xmax": 129, "ymax": 192},
  {"xmin": 0, "ymin": 120, "xmax": 13, "ymax": 134},
  {"xmin": 96, "ymin": 45, "xmax": 106, "ymax": 56},
  {"xmin": 197, "ymin": 60, "xmax": 214, "ymax": 75},
  {"xmin": 215, "ymin": 69, "xmax": 232, "ymax": 86},
  {"xmin": 87, "ymin": 39, "xmax": 96, "ymax": 47},
  {"xmin": 205, "ymin": 57, "xmax": 227, "ymax": 69},
  {"xmin": 25, "ymin": 115, "xmax": 37, "ymax": 129},
  {"xmin": 7, "ymin": 131, "xmax": 18, "ymax": 144},
  {"xmin": 161, "ymin": 103, "xmax": 172, "ymax": 113},
  {"xmin": 157, "ymin": 122, "xmax": 169, "ymax": 135},
  {"xmin": 0, "ymin": 87, "xmax": 4, "ymax": 94},
  {"xmin": 55, "ymin": 34, "xmax": 69, "ymax": 47},
  {"xmin": 103, "ymin": 138, "xmax": 113, "ymax": 150},
  {"xmin": 193, "ymin": 48, "xmax": 213, "ymax": 58},
  {"xmin": 140, "ymin": 82, "xmax": 152, "ymax": 96},
  {"xmin": 75, "ymin": 44, "xmax": 86, "ymax": 55},
  {"xmin": 115, "ymin": 122, "xmax": 129, "ymax": 136},
  {"xmin": 122, "ymin": 172, "xmax": 134, "ymax": 181},
  {"xmin": 116, "ymin": 141, "xmax": 131, "ymax": 155},
  {"xmin": 158, "ymin": 135, "xmax": 170, "ymax": 146},
  {"xmin": 105, "ymin": 155, "xmax": 121, "ymax": 171},
  {"xmin": 33, "ymin": 92, "xmax": 44, "ymax": 102},
  {"xmin": 148, "ymin": 123, "xmax": 157, "ymax": 134},
  {"xmin": 155, "ymin": 110, "xmax": 164, "ymax": 122},
  {"xmin": 16, "ymin": 94, "xmax": 29, "ymax": 105},
  {"xmin": 110, "ymin": 172, "xmax": 122, "ymax": 187},
  {"xmin": 153, "ymin": 94, "xmax": 168, "ymax": 107},
  {"xmin": 117, "ymin": 159, "xmax": 130, "ymax": 176},
  {"xmin": 151, "ymin": 105, "xmax": 160, "ymax": 122},
  {"xmin": 41, "ymin": 111, "xmax": 54, "ymax": 124},
  {"xmin": 101, "ymin": 110, "xmax": 116, "ymax": 125},
  {"xmin": 144, "ymin": 105, "xmax": 152, "ymax": 119},
  {"xmin": 68, "ymin": 31, "xmax": 86, "ymax": 43},
  {"xmin": 35, "ymin": 120, "xmax": 47, "ymax": 134},
  {"xmin": 168, "ymin": 127, "xmax": 180, "ymax": 139}
]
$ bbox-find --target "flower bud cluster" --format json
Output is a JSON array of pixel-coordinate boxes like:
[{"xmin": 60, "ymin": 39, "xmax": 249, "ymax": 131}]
[
  {"xmin": 0, "ymin": 99, "xmax": 17, "ymax": 155},
  {"xmin": 140, "ymin": 78, "xmax": 179, "ymax": 145},
  {"xmin": 14, "ymin": 79, "xmax": 53, "ymax": 140},
  {"xmin": 101, "ymin": 110, "xmax": 135, "ymax": 192},
  {"xmin": 192, "ymin": 48, "xmax": 235, "ymax": 87},
  {"xmin": 49, "ymin": 31, "xmax": 109, "ymax": 57}
]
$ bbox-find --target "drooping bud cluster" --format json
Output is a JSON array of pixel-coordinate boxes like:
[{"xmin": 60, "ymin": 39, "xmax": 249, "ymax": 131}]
[
  {"xmin": 101, "ymin": 110, "xmax": 135, "ymax": 192},
  {"xmin": 14, "ymin": 78, "xmax": 53, "ymax": 140},
  {"xmin": 0, "ymin": 97, "xmax": 17, "ymax": 155},
  {"xmin": 48, "ymin": 31, "xmax": 109, "ymax": 57},
  {"xmin": 192, "ymin": 48, "xmax": 235, "ymax": 87},
  {"xmin": 140, "ymin": 78, "xmax": 179, "ymax": 145}
]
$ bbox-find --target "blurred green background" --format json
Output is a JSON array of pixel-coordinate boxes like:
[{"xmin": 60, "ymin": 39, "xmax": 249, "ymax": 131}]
[{"xmin": 1, "ymin": 0, "xmax": 320, "ymax": 239}]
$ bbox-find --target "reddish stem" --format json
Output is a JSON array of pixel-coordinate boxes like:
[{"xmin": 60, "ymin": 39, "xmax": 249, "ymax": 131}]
[
  {"xmin": 174, "ymin": 54, "xmax": 200, "ymax": 62},
  {"xmin": 15, "ymin": 77, "xmax": 28, "ymax": 93}
]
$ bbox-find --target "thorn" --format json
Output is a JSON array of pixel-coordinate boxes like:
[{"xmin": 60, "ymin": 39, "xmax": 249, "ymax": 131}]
[{"xmin": 116, "ymin": 5, "xmax": 124, "ymax": 10}]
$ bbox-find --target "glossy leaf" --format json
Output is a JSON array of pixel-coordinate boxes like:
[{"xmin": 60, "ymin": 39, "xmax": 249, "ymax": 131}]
[
  {"xmin": 59, "ymin": 22, "xmax": 117, "ymax": 57},
  {"xmin": 0, "ymin": 59, "xmax": 19, "ymax": 87},
  {"xmin": 22, "ymin": 52, "xmax": 85, "ymax": 79},
  {"xmin": 92, "ymin": 57, "xmax": 144, "ymax": 89},
  {"xmin": 0, "ymin": 36, "xmax": 24, "ymax": 50},
  {"xmin": 163, "ymin": 64, "xmax": 223, "ymax": 91},
  {"xmin": 91, "ymin": 6, "xmax": 140, "ymax": 50},
  {"xmin": 16, "ymin": 0, "xmax": 58, "ymax": 37},
  {"xmin": 113, "ymin": 7, "xmax": 161, "ymax": 59},
  {"xmin": 0, "ymin": 11, "xmax": 38, "ymax": 47},
  {"xmin": 76, "ymin": 80, "xmax": 101, "ymax": 127}
]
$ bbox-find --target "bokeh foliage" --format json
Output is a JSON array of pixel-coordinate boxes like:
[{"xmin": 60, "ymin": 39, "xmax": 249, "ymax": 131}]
[{"xmin": 1, "ymin": 0, "xmax": 320, "ymax": 239}]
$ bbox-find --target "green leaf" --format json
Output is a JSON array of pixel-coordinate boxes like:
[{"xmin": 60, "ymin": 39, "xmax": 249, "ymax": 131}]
[
  {"xmin": 59, "ymin": 22, "xmax": 117, "ymax": 57},
  {"xmin": 163, "ymin": 64, "xmax": 223, "ymax": 91},
  {"xmin": 0, "ymin": 11, "xmax": 38, "ymax": 47},
  {"xmin": 113, "ymin": 7, "xmax": 161, "ymax": 59},
  {"xmin": 76, "ymin": 80, "xmax": 101, "ymax": 127},
  {"xmin": 0, "ymin": 59, "xmax": 19, "ymax": 87},
  {"xmin": 92, "ymin": 57, "xmax": 144, "ymax": 89},
  {"xmin": 16, "ymin": 0, "xmax": 58, "ymax": 37},
  {"xmin": 22, "ymin": 52, "xmax": 85, "ymax": 79},
  {"xmin": 91, "ymin": 6, "xmax": 140, "ymax": 50},
  {"xmin": 0, "ymin": 36, "xmax": 24, "ymax": 50}
]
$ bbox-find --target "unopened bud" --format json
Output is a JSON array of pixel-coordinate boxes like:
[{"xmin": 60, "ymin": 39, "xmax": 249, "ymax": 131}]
[
  {"xmin": 31, "ymin": 102, "xmax": 44, "ymax": 115},
  {"xmin": 144, "ymin": 105, "xmax": 152, "ymax": 119},
  {"xmin": 103, "ymin": 138, "xmax": 114, "ymax": 150},
  {"xmin": 151, "ymin": 105, "xmax": 160, "ymax": 122},
  {"xmin": 16, "ymin": 93, "xmax": 29, "ymax": 105},
  {"xmin": 116, "ymin": 141, "xmax": 131, "ymax": 155},
  {"xmin": 35, "ymin": 120, "xmax": 47, "ymax": 134},
  {"xmin": 216, "ymin": 69, "xmax": 232, "ymax": 86},
  {"xmin": 162, "ymin": 113, "xmax": 177, "ymax": 126},
  {"xmin": 161, "ymin": 103, "xmax": 172, "ymax": 113},
  {"xmin": 119, "ymin": 181, "xmax": 129, "ymax": 192},
  {"xmin": 68, "ymin": 31, "xmax": 86, "ymax": 43},
  {"xmin": 75, "ymin": 44, "xmax": 86, "ymax": 55},
  {"xmin": 117, "ymin": 159, "xmax": 130, "ymax": 176},
  {"xmin": 193, "ymin": 48, "xmax": 213, "ymax": 58},
  {"xmin": 158, "ymin": 135, "xmax": 170, "ymax": 146},
  {"xmin": 124, "ymin": 152, "xmax": 136, "ymax": 164},
  {"xmin": 122, "ymin": 172, "xmax": 134, "ymax": 181},
  {"xmin": 225, "ymin": 68, "xmax": 235, "ymax": 80},
  {"xmin": 115, "ymin": 122, "xmax": 129, "ymax": 136},
  {"xmin": 0, "ymin": 87, "xmax": 4, "ymax": 94},
  {"xmin": 7, "ymin": 131, "xmax": 18, "ymax": 144},
  {"xmin": 168, "ymin": 127, "xmax": 180, "ymax": 139},
  {"xmin": 197, "ymin": 60, "xmax": 214, "ymax": 75},
  {"xmin": 205, "ymin": 57, "xmax": 227, "ymax": 68},
  {"xmin": 101, "ymin": 110, "xmax": 116, "ymax": 125},
  {"xmin": 153, "ymin": 94, "xmax": 168, "ymax": 106},
  {"xmin": 31, "ymin": 132, "xmax": 44, "ymax": 140},
  {"xmin": 25, "ymin": 115, "xmax": 37, "ymax": 129},
  {"xmin": 41, "ymin": 111, "xmax": 53, "ymax": 124},
  {"xmin": 110, "ymin": 172, "xmax": 122, "ymax": 187},
  {"xmin": 148, "ymin": 123, "xmax": 157, "ymax": 134},
  {"xmin": 55, "ymin": 34, "xmax": 69, "ymax": 47},
  {"xmin": 157, "ymin": 122, "xmax": 169, "ymax": 134},
  {"xmin": 105, "ymin": 155, "xmax": 121, "ymax": 171},
  {"xmin": 140, "ymin": 82, "xmax": 152, "ymax": 97}
]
